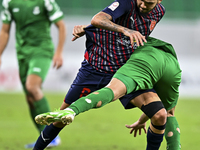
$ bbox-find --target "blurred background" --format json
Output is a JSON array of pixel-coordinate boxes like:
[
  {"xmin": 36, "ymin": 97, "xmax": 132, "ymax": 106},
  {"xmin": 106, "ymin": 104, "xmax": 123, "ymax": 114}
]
[
  {"xmin": 0, "ymin": 0, "xmax": 200, "ymax": 97},
  {"xmin": 0, "ymin": 1, "xmax": 200, "ymax": 149}
]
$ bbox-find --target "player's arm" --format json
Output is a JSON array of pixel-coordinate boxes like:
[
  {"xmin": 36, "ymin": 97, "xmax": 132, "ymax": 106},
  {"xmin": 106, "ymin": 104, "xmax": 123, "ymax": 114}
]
[
  {"xmin": 0, "ymin": 23, "xmax": 11, "ymax": 67},
  {"xmin": 91, "ymin": 11, "xmax": 146, "ymax": 47},
  {"xmin": 53, "ymin": 20, "xmax": 66, "ymax": 69},
  {"xmin": 125, "ymin": 113, "xmax": 148, "ymax": 137}
]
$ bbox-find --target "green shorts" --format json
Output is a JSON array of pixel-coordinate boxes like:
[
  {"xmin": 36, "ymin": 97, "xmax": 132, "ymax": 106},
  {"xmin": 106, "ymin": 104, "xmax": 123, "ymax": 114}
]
[
  {"xmin": 113, "ymin": 46, "xmax": 182, "ymax": 110},
  {"xmin": 18, "ymin": 56, "xmax": 52, "ymax": 93}
]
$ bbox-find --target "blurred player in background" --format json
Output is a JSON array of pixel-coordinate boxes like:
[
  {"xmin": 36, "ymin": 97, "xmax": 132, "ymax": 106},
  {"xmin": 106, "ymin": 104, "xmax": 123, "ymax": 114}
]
[{"xmin": 0, "ymin": 0, "xmax": 66, "ymax": 148}]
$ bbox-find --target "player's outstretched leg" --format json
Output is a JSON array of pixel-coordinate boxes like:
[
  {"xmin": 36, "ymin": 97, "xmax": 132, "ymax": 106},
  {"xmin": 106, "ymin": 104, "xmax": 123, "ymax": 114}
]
[
  {"xmin": 35, "ymin": 108, "xmax": 75, "ymax": 125},
  {"xmin": 35, "ymin": 87, "xmax": 114, "ymax": 125}
]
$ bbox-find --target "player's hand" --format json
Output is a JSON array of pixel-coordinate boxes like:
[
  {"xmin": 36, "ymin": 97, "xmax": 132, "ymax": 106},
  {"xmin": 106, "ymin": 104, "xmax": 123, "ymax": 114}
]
[
  {"xmin": 123, "ymin": 28, "xmax": 147, "ymax": 47},
  {"xmin": 72, "ymin": 25, "xmax": 87, "ymax": 41},
  {"xmin": 53, "ymin": 52, "xmax": 63, "ymax": 69},
  {"xmin": 125, "ymin": 121, "xmax": 147, "ymax": 137}
]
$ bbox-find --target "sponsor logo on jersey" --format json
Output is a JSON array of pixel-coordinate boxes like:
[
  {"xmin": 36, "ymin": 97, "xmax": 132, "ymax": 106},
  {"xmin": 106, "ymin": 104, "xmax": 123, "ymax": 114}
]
[
  {"xmin": 33, "ymin": 6, "xmax": 40, "ymax": 15},
  {"xmin": 108, "ymin": 2, "xmax": 119, "ymax": 11},
  {"xmin": 116, "ymin": 37, "xmax": 131, "ymax": 47},
  {"xmin": 150, "ymin": 20, "xmax": 156, "ymax": 31},
  {"xmin": 13, "ymin": 8, "xmax": 20, "ymax": 13},
  {"xmin": 116, "ymin": 37, "xmax": 137, "ymax": 49},
  {"xmin": 130, "ymin": 16, "xmax": 135, "ymax": 24}
]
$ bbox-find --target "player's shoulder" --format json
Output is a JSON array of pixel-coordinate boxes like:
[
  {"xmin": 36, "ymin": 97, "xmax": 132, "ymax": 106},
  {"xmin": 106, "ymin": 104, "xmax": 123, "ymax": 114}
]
[
  {"xmin": 115, "ymin": 0, "xmax": 136, "ymax": 11},
  {"xmin": 149, "ymin": 3, "xmax": 165, "ymax": 16},
  {"xmin": 156, "ymin": 3, "xmax": 165, "ymax": 12}
]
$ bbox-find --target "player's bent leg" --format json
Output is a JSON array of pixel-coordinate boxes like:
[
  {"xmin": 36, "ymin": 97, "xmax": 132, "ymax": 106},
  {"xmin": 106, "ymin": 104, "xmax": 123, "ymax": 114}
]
[
  {"xmin": 25, "ymin": 74, "xmax": 51, "ymax": 130},
  {"xmin": 66, "ymin": 87, "xmax": 115, "ymax": 115},
  {"xmin": 35, "ymin": 87, "xmax": 115, "ymax": 125},
  {"xmin": 131, "ymin": 92, "xmax": 167, "ymax": 150},
  {"xmin": 26, "ymin": 74, "xmax": 44, "ymax": 100},
  {"xmin": 141, "ymin": 100, "xmax": 167, "ymax": 150},
  {"xmin": 146, "ymin": 108, "xmax": 167, "ymax": 150}
]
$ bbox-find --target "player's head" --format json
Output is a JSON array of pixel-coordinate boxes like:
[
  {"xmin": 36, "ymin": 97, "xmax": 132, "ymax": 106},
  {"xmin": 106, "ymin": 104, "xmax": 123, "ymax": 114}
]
[{"xmin": 136, "ymin": 0, "xmax": 162, "ymax": 14}]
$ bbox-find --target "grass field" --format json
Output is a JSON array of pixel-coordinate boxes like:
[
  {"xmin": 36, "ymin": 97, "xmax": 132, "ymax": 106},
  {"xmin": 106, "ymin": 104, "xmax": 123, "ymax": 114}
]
[{"xmin": 0, "ymin": 93, "xmax": 199, "ymax": 150}]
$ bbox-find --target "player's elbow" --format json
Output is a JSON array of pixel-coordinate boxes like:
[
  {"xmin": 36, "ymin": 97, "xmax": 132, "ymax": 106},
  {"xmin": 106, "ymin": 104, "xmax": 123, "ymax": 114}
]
[{"xmin": 91, "ymin": 15, "xmax": 99, "ymax": 27}]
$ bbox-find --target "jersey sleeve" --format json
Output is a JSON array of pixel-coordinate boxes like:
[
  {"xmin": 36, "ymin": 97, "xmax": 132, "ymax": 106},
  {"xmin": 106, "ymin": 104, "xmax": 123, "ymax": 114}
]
[
  {"xmin": 1, "ymin": 0, "xmax": 12, "ymax": 24},
  {"xmin": 102, "ymin": 0, "xmax": 132, "ymax": 22},
  {"xmin": 44, "ymin": 0, "xmax": 64, "ymax": 23}
]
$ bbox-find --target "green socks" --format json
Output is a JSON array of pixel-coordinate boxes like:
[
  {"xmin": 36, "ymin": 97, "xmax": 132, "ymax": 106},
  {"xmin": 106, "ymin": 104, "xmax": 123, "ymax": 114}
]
[
  {"xmin": 165, "ymin": 116, "xmax": 181, "ymax": 150},
  {"xmin": 30, "ymin": 97, "xmax": 51, "ymax": 133},
  {"xmin": 69, "ymin": 87, "xmax": 114, "ymax": 115}
]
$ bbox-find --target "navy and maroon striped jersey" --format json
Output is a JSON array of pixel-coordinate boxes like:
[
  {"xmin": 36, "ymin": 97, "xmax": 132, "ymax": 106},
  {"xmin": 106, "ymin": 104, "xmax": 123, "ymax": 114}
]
[{"xmin": 84, "ymin": 0, "xmax": 165, "ymax": 73}]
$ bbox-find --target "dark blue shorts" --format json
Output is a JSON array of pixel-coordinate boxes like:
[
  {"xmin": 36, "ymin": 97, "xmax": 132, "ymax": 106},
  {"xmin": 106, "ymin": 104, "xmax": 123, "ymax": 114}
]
[{"xmin": 64, "ymin": 60, "xmax": 156, "ymax": 109}]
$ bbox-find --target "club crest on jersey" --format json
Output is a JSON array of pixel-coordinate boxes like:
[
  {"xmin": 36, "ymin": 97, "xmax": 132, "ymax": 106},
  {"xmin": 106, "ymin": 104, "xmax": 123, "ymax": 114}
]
[
  {"xmin": 13, "ymin": 8, "xmax": 20, "ymax": 13},
  {"xmin": 150, "ymin": 20, "xmax": 156, "ymax": 31},
  {"xmin": 108, "ymin": 2, "xmax": 119, "ymax": 11},
  {"xmin": 33, "ymin": 6, "xmax": 40, "ymax": 15}
]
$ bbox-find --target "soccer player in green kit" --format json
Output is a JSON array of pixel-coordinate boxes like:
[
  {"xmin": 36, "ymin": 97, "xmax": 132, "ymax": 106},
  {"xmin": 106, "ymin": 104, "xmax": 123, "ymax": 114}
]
[{"xmin": 0, "ymin": 0, "xmax": 66, "ymax": 148}]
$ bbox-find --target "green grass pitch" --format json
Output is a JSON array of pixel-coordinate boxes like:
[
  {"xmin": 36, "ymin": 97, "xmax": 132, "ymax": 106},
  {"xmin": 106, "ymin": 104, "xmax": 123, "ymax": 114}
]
[{"xmin": 0, "ymin": 93, "xmax": 199, "ymax": 150}]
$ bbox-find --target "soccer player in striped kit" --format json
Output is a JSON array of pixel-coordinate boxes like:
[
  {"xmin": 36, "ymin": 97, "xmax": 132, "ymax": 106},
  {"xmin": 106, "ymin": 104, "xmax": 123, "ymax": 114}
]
[{"xmin": 34, "ymin": 0, "xmax": 180, "ymax": 150}]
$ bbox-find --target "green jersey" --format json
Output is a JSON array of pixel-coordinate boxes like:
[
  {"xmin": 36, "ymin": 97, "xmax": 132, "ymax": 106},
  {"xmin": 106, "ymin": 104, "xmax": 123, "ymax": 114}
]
[
  {"xmin": 143, "ymin": 37, "xmax": 178, "ymax": 60},
  {"xmin": 1, "ymin": 0, "xmax": 64, "ymax": 59}
]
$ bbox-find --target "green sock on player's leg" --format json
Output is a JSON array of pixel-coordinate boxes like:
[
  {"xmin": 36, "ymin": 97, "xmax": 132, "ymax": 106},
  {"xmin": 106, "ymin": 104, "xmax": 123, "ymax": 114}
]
[
  {"xmin": 69, "ymin": 87, "xmax": 114, "ymax": 115},
  {"xmin": 30, "ymin": 97, "xmax": 51, "ymax": 132},
  {"xmin": 165, "ymin": 116, "xmax": 181, "ymax": 150}
]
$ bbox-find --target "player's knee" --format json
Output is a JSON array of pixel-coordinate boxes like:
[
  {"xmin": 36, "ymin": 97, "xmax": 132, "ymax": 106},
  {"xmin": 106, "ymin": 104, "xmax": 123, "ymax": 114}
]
[
  {"xmin": 26, "ymin": 83, "xmax": 36, "ymax": 93},
  {"xmin": 152, "ymin": 108, "xmax": 167, "ymax": 126},
  {"xmin": 25, "ymin": 83, "xmax": 42, "ymax": 98}
]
